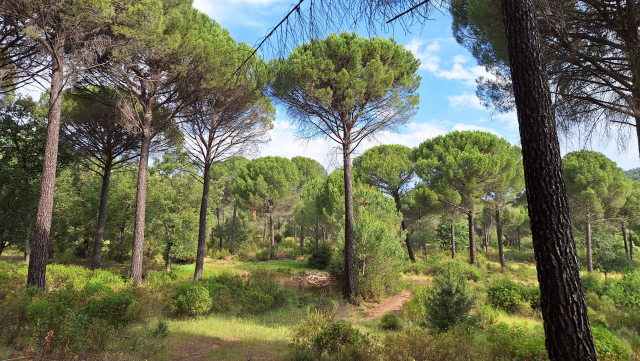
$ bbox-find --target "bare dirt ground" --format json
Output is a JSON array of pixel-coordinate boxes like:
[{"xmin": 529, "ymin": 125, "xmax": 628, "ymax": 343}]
[{"xmin": 362, "ymin": 289, "xmax": 413, "ymax": 321}]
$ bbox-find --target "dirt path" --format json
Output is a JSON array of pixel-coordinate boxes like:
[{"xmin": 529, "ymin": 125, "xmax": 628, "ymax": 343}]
[{"xmin": 362, "ymin": 289, "xmax": 413, "ymax": 321}]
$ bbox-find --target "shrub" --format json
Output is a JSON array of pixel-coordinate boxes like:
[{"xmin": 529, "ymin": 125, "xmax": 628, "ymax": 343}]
[
  {"xmin": 592, "ymin": 326, "xmax": 631, "ymax": 361},
  {"xmin": 256, "ymin": 249, "xmax": 270, "ymax": 261},
  {"xmin": 487, "ymin": 278, "xmax": 538, "ymax": 315},
  {"xmin": 485, "ymin": 322, "xmax": 547, "ymax": 360},
  {"xmin": 380, "ymin": 313, "xmax": 402, "ymax": 331},
  {"xmin": 431, "ymin": 259, "xmax": 483, "ymax": 282},
  {"xmin": 308, "ymin": 243, "xmax": 332, "ymax": 270},
  {"xmin": 85, "ymin": 291, "xmax": 134, "ymax": 328},
  {"xmin": 167, "ymin": 283, "xmax": 212, "ymax": 317},
  {"xmin": 424, "ymin": 264, "xmax": 475, "ymax": 332},
  {"xmin": 602, "ymin": 270, "xmax": 640, "ymax": 308}
]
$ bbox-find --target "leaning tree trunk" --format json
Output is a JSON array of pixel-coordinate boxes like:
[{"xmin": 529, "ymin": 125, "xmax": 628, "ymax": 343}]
[
  {"xmin": 450, "ymin": 220, "xmax": 456, "ymax": 259},
  {"xmin": 230, "ymin": 200, "xmax": 237, "ymax": 253},
  {"xmin": 27, "ymin": 62, "xmax": 64, "ymax": 290},
  {"xmin": 468, "ymin": 211, "xmax": 477, "ymax": 267},
  {"xmin": 496, "ymin": 208, "xmax": 506, "ymax": 272},
  {"xmin": 500, "ymin": 0, "xmax": 597, "ymax": 358},
  {"xmin": 342, "ymin": 139, "xmax": 356, "ymax": 304},
  {"xmin": 586, "ymin": 217, "xmax": 593, "ymax": 274},
  {"xmin": 194, "ymin": 162, "xmax": 211, "ymax": 281},
  {"xmin": 393, "ymin": 193, "xmax": 415, "ymax": 262},
  {"xmin": 129, "ymin": 124, "xmax": 152, "ymax": 282},
  {"xmin": 91, "ymin": 161, "xmax": 113, "ymax": 270},
  {"xmin": 622, "ymin": 223, "xmax": 630, "ymax": 259},
  {"xmin": 269, "ymin": 206, "xmax": 275, "ymax": 260}
]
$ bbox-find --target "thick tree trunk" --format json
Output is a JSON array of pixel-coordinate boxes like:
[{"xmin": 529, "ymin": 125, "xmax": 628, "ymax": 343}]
[
  {"xmin": 194, "ymin": 162, "xmax": 211, "ymax": 281},
  {"xmin": 622, "ymin": 224, "xmax": 630, "ymax": 259},
  {"xmin": 91, "ymin": 161, "xmax": 113, "ymax": 270},
  {"xmin": 468, "ymin": 212, "xmax": 477, "ymax": 267},
  {"xmin": 230, "ymin": 200, "xmax": 237, "ymax": 253},
  {"xmin": 586, "ymin": 218, "xmax": 593, "ymax": 274},
  {"xmin": 27, "ymin": 63, "xmax": 64, "ymax": 290},
  {"xmin": 393, "ymin": 193, "xmax": 415, "ymax": 262},
  {"xmin": 496, "ymin": 208, "xmax": 506, "ymax": 272},
  {"xmin": 342, "ymin": 140, "xmax": 356, "ymax": 304},
  {"xmin": 500, "ymin": 0, "xmax": 597, "ymax": 358},
  {"xmin": 450, "ymin": 220, "xmax": 456, "ymax": 259},
  {"xmin": 269, "ymin": 206, "xmax": 275, "ymax": 259},
  {"xmin": 129, "ymin": 127, "xmax": 152, "ymax": 282}
]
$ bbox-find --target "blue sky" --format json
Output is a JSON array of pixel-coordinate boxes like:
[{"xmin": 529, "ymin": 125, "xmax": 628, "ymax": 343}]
[{"xmin": 193, "ymin": 0, "xmax": 640, "ymax": 171}]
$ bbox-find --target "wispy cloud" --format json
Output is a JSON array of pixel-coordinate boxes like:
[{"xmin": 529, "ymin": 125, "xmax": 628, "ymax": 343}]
[{"xmin": 448, "ymin": 93, "xmax": 484, "ymax": 110}]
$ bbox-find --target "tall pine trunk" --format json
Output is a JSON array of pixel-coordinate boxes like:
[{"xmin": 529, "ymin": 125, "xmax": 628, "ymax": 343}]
[
  {"xmin": 194, "ymin": 162, "xmax": 211, "ymax": 281},
  {"xmin": 342, "ymin": 140, "xmax": 356, "ymax": 304},
  {"xmin": 468, "ymin": 211, "xmax": 477, "ymax": 267},
  {"xmin": 496, "ymin": 208, "xmax": 506, "ymax": 271},
  {"xmin": 27, "ymin": 63, "xmax": 64, "ymax": 290},
  {"xmin": 91, "ymin": 161, "xmax": 113, "ymax": 270},
  {"xmin": 230, "ymin": 200, "xmax": 237, "ymax": 253},
  {"xmin": 629, "ymin": 229, "xmax": 635, "ymax": 261},
  {"xmin": 500, "ymin": 0, "xmax": 597, "ymax": 357},
  {"xmin": 586, "ymin": 218, "xmax": 593, "ymax": 274},
  {"xmin": 129, "ymin": 123, "xmax": 151, "ymax": 282},
  {"xmin": 393, "ymin": 193, "xmax": 415, "ymax": 262},
  {"xmin": 269, "ymin": 206, "xmax": 275, "ymax": 259},
  {"xmin": 623, "ymin": 223, "xmax": 630, "ymax": 259}
]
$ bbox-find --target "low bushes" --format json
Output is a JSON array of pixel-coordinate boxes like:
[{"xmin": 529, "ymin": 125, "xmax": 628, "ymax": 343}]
[{"xmin": 487, "ymin": 278, "xmax": 540, "ymax": 315}]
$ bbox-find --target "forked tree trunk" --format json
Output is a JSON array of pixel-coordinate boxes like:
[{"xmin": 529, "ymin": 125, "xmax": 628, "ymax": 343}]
[
  {"xmin": 500, "ymin": 0, "xmax": 597, "ymax": 357},
  {"xmin": 468, "ymin": 211, "xmax": 477, "ymax": 267},
  {"xmin": 91, "ymin": 161, "xmax": 113, "ymax": 270},
  {"xmin": 496, "ymin": 208, "xmax": 506, "ymax": 271},
  {"xmin": 27, "ymin": 63, "xmax": 64, "ymax": 290},
  {"xmin": 450, "ymin": 220, "xmax": 456, "ymax": 259},
  {"xmin": 194, "ymin": 162, "xmax": 211, "ymax": 281},
  {"xmin": 342, "ymin": 140, "xmax": 356, "ymax": 304},
  {"xmin": 393, "ymin": 193, "xmax": 415, "ymax": 262},
  {"xmin": 130, "ymin": 125, "xmax": 152, "ymax": 282}
]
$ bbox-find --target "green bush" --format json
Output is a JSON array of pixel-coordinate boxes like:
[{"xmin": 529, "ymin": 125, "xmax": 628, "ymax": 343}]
[
  {"xmin": 602, "ymin": 271, "xmax": 640, "ymax": 308},
  {"xmin": 432, "ymin": 259, "xmax": 483, "ymax": 282},
  {"xmin": 85, "ymin": 291, "xmax": 134, "ymax": 328},
  {"xmin": 308, "ymin": 243, "xmax": 332, "ymax": 270},
  {"xmin": 256, "ymin": 249, "xmax": 270, "ymax": 261},
  {"xmin": 485, "ymin": 322, "xmax": 547, "ymax": 360},
  {"xmin": 167, "ymin": 283, "xmax": 212, "ymax": 317},
  {"xmin": 487, "ymin": 278, "xmax": 538, "ymax": 315},
  {"xmin": 592, "ymin": 326, "xmax": 630, "ymax": 361},
  {"xmin": 424, "ymin": 264, "xmax": 475, "ymax": 332},
  {"xmin": 380, "ymin": 313, "xmax": 402, "ymax": 331}
]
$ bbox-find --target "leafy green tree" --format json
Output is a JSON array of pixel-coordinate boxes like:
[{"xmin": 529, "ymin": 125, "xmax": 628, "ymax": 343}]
[
  {"xmin": 501, "ymin": 205, "xmax": 529, "ymax": 251},
  {"xmin": 61, "ymin": 88, "xmax": 139, "ymax": 269},
  {"xmin": 1, "ymin": 0, "xmax": 119, "ymax": 290},
  {"xmin": 291, "ymin": 156, "xmax": 325, "ymax": 249},
  {"xmin": 86, "ymin": 2, "xmax": 232, "ymax": 281},
  {"xmin": 484, "ymin": 143, "xmax": 524, "ymax": 271},
  {"xmin": 0, "ymin": 97, "xmax": 47, "ymax": 258},
  {"xmin": 563, "ymin": 150, "xmax": 632, "ymax": 273},
  {"xmin": 103, "ymin": 165, "xmax": 137, "ymax": 263},
  {"xmin": 619, "ymin": 182, "xmax": 640, "ymax": 260},
  {"xmin": 413, "ymin": 131, "xmax": 512, "ymax": 267},
  {"xmin": 354, "ymin": 144, "xmax": 416, "ymax": 262},
  {"xmin": 269, "ymin": 32, "xmax": 419, "ymax": 303},
  {"xmin": 292, "ymin": 156, "xmax": 325, "ymax": 190},
  {"xmin": 232, "ymin": 156, "xmax": 299, "ymax": 259}
]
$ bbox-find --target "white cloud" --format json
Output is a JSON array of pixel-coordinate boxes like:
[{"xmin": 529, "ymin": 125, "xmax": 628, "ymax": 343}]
[
  {"xmin": 494, "ymin": 112, "xmax": 519, "ymax": 131},
  {"xmin": 452, "ymin": 123, "xmax": 502, "ymax": 137},
  {"xmin": 448, "ymin": 93, "xmax": 484, "ymax": 110},
  {"xmin": 453, "ymin": 55, "xmax": 468, "ymax": 64},
  {"xmin": 405, "ymin": 38, "xmax": 441, "ymax": 72},
  {"xmin": 258, "ymin": 120, "xmax": 446, "ymax": 170},
  {"xmin": 435, "ymin": 64, "xmax": 492, "ymax": 86}
]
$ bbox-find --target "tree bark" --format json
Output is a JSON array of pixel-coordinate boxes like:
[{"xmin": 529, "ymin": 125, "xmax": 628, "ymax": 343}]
[
  {"xmin": 496, "ymin": 208, "xmax": 506, "ymax": 272},
  {"xmin": 300, "ymin": 225, "xmax": 305, "ymax": 250},
  {"xmin": 629, "ymin": 230, "xmax": 635, "ymax": 261},
  {"xmin": 262, "ymin": 217, "xmax": 267, "ymax": 245},
  {"xmin": 91, "ymin": 161, "xmax": 113, "ymax": 270},
  {"xmin": 129, "ymin": 126, "xmax": 151, "ymax": 282},
  {"xmin": 23, "ymin": 212, "xmax": 31, "ymax": 263},
  {"xmin": 230, "ymin": 200, "xmax": 237, "ymax": 253},
  {"xmin": 586, "ymin": 218, "xmax": 593, "ymax": 274},
  {"xmin": 194, "ymin": 162, "xmax": 211, "ymax": 281},
  {"xmin": 517, "ymin": 228, "xmax": 521, "ymax": 251},
  {"xmin": 500, "ymin": 0, "xmax": 597, "ymax": 358},
  {"xmin": 468, "ymin": 211, "xmax": 477, "ymax": 267},
  {"xmin": 622, "ymin": 224, "xmax": 630, "ymax": 259},
  {"xmin": 342, "ymin": 140, "xmax": 356, "ymax": 304},
  {"xmin": 450, "ymin": 220, "xmax": 456, "ymax": 259},
  {"xmin": 27, "ymin": 62, "xmax": 64, "ymax": 290},
  {"xmin": 269, "ymin": 206, "xmax": 275, "ymax": 259},
  {"xmin": 393, "ymin": 193, "xmax": 415, "ymax": 262}
]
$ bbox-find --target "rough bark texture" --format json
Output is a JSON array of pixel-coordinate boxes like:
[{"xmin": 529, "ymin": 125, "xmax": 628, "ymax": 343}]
[
  {"xmin": 468, "ymin": 212, "xmax": 477, "ymax": 267},
  {"xmin": 622, "ymin": 224, "xmax": 630, "ymax": 259},
  {"xmin": 27, "ymin": 64, "xmax": 64, "ymax": 290},
  {"xmin": 393, "ymin": 193, "xmax": 415, "ymax": 262},
  {"xmin": 450, "ymin": 220, "xmax": 456, "ymax": 259},
  {"xmin": 500, "ymin": 0, "xmax": 598, "ymax": 358},
  {"xmin": 496, "ymin": 209, "xmax": 506, "ymax": 271},
  {"xmin": 343, "ymin": 141, "xmax": 356, "ymax": 304},
  {"xmin": 629, "ymin": 230, "xmax": 634, "ymax": 261},
  {"xmin": 586, "ymin": 219, "xmax": 593, "ymax": 274},
  {"xmin": 194, "ymin": 162, "xmax": 211, "ymax": 281},
  {"xmin": 129, "ymin": 129, "xmax": 151, "ymax": 282},
  {"xmin": 91, "ymin": 162, "xmax": 112, "ymax": 270}
]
